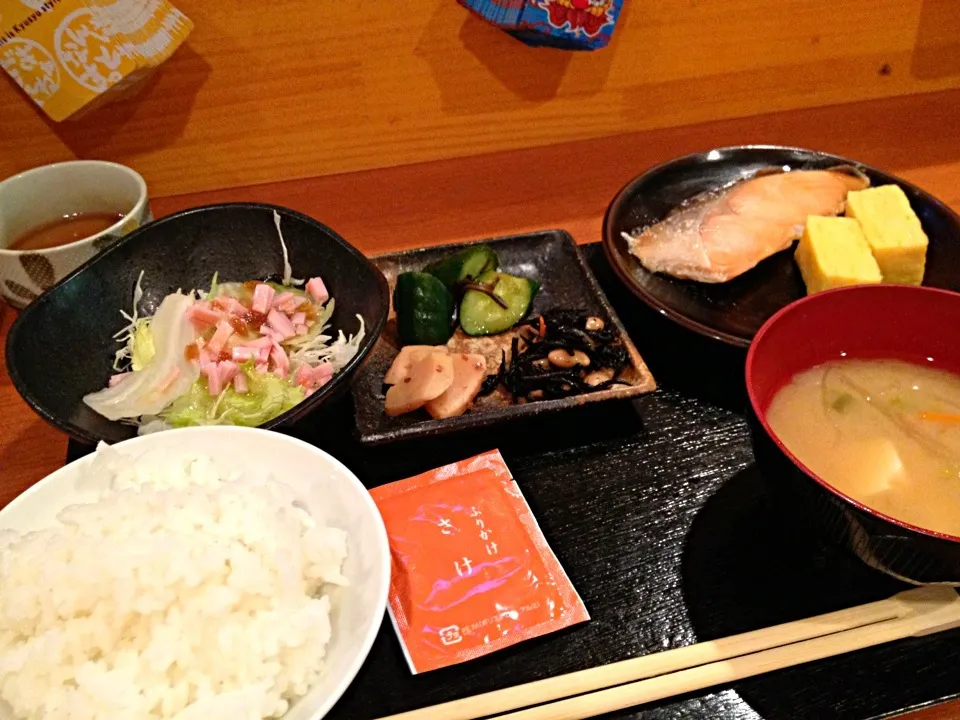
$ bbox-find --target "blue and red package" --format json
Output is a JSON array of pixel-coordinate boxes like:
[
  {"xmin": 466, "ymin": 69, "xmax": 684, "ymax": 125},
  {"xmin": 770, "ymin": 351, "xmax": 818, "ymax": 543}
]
[{"xmin": 457, "ymin": 0, "xmax": 624, "ymax": 51}]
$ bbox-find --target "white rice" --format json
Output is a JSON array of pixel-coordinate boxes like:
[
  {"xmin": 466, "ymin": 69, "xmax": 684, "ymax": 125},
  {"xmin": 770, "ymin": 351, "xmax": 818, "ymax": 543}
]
[{"xmin": 0, "ymin": 445, "xmax": 348, "ymax": 720}]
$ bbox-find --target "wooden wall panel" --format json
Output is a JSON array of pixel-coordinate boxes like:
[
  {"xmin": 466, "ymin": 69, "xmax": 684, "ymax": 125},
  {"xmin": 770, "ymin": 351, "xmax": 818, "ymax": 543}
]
[{"xmin": 1, "ymin": 0, "xmax": 959, "ymax": 197}]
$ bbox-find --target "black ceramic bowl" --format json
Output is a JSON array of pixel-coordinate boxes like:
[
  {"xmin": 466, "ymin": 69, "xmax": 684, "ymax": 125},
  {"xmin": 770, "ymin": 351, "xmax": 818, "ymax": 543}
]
[
  {"xmin": 746, "ymin": 285, "xmax": 960, "ymax": 585},
  {"xmin": 6, "ymin": 203, "xmax": 389, "ymax": 445},
  {"xmin": 603, "ymin": 145, "xmax": 960, "ymax": 346}
]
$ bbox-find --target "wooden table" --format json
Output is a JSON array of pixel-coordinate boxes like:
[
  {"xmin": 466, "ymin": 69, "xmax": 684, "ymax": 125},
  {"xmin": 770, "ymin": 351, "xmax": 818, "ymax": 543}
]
[{"xmin": 2, "ymin": 90, "xmax": 960, "ymax": 719}]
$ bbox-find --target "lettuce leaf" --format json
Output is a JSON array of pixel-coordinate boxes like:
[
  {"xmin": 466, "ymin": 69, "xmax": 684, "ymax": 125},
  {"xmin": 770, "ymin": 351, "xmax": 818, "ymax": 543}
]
[
  {"xmin": 160, "ymin": 362, "xmax": 304, "ymax": 428},
  {"xmin": 205, "ymin": 271, "xmax": 219, "ymax": 300},
  {"xmin": 130, "ymin": 321, "xmax": 155, "ymax": 372}
]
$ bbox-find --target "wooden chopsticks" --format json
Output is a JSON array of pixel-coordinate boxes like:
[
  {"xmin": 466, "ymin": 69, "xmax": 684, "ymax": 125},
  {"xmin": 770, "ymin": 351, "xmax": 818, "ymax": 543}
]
[{"xmin": 379, "ymin": 586, "xmax": 960, "ymax": 720}]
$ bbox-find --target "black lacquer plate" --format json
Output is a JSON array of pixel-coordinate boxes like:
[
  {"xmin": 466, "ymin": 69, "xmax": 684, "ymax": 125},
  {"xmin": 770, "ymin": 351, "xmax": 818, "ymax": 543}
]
[
  {"xmin": 7, "ymin": 203, "xmax": 389, "ymax": 445},
  {"xmin": 604, "ymin": 145, "xmax": 960, "ymax": 347},
  {"xmin": 63, "ymin": 245, "xmax": 960, "ymax": 719},
  {"xmin": 351, "ymin": 231, "xmax": 656, "ymax": 444}
]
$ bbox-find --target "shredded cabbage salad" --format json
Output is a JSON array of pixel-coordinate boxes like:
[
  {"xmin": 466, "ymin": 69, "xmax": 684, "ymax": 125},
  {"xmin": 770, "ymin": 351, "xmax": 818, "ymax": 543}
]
[{"xmin": 83, "ymin": 212, "xmax": 366, "ymax": 434}]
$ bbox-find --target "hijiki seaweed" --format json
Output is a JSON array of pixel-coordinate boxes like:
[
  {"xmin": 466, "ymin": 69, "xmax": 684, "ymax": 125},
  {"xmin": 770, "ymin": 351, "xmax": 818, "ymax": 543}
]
[{"xmin": 479, "ymin": 308, "xmax": 631, "ymax": 402}]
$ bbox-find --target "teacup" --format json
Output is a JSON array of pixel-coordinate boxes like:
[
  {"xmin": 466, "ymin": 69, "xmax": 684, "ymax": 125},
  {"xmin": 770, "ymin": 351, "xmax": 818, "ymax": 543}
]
[{"xmin": 0, "ymin": 161, "xmax": 151, "ymax": 309}]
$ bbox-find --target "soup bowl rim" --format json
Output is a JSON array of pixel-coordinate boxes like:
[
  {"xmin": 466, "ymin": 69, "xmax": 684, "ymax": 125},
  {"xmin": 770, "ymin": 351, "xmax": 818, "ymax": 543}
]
[
  {"xmin": 0, "ymin": 160, "xmax": 149, "ymax": 256},
  {"xmin": 745, "ymin": 283, "xmax": 960, "ymax": 545}
]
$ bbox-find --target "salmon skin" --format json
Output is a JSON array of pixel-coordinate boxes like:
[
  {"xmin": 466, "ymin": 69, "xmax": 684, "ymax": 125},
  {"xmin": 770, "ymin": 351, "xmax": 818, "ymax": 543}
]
[{"xmin": 622, "ymin": 166, "xmax": 870, "ymax": 283}]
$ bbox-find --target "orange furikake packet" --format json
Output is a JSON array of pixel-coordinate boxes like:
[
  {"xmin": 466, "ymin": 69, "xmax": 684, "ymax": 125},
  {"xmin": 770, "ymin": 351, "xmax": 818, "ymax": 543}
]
[{"xmin": 370, "ymin": 450, "xmax": 589, "ymax": 674}]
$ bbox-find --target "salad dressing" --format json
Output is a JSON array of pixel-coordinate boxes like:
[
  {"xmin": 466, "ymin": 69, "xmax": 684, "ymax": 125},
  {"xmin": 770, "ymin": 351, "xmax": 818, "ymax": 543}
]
[{"xmin": 227, "ymin": 311, "xmax": 268, "ymax": 336}]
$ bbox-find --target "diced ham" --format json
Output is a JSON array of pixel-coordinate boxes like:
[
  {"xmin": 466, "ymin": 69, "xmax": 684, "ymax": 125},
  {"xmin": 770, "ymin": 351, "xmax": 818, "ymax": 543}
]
[
  {"xmin": 233, "ymin": 372, "xmax": 249, "ymax": 394},
  {"xmin": 212, "ymin": 296, "xmax": 246, "ymax": 315},
  {"xmin": 270, "ymin": 342, "xmax": 290, "ymax": 374},
  {"xmin": 232, "ymin": 347, "xmax": 257, "ymax": 362},
  {"xmin": 108, "ymin": 372, "xmax": 131, "ymax": 388},
  {"xmin": 259, "ymin": 325, "xmax": 285, "ymax": 343},
  {"xmin": 272, "ymin": 291, "xmax": 295, "ymax": 310},
  {"xmin": 156, "ymin": 366, "xmax": 181, "ymax": 394},
  {"xmin": 258, "ymin": 347, "xmax": 270, "ymax": 364},
  {"xmin": 294, "ymin": 364, "xmax": 313, "ymax": 388},
  {"xmin": 291, "ymin": 312, "xmax": 306, "ymax": 326},
  {"xmin": 218, "ymin": 361, "xmax": 239, "ymax": 386},
  {"xmin": 306, "ymin": 277, "xmax": 329, "ymax": 304},
  {"xmin": 186, "ymin": 304, "xmax": 222, "ymax": 330},
  {"xmin": 295, "ymin": 324, "xmax": 308, "ymax": 336},
  {"xmin": 244, "ymin": 336, "xmax": 274, "ymax": 349},
  {"xmin": 198, "ymin": 349, "xmax": 214, "ymax": 367},
  {"xmin": 207, "ymin": 321, "xmax": 235, "ymax": 354},
  {"xmin": 203, "ymin": 363, "xmax": 223, "ymax": 396},
  {"xmin": 251, "ymin": 284, "xmax": 276, "ymax": 314},
  {"xmin": 294, "ymin": 362, "xmax": 335, "ymax": 391},
  {"xmin": 266, "ymin": 310, "xmax": 296, "ymax": 340}
]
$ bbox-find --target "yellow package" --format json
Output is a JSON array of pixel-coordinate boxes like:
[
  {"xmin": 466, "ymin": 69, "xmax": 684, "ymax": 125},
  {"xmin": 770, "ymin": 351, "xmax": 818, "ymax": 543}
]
[{"xmin": 0, "ymin": 0, "xmax": 192, "ymax": 122}]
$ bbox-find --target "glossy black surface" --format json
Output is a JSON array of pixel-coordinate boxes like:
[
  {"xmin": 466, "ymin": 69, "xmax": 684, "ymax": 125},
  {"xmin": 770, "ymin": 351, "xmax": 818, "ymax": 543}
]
[
  {"xmin": 8, "ymin": 203, "xmax": 389, "ymax": 444},
  {"xmin": 66, "ymin": 246, "xmax": 960, "ymax": 719},
  {"xmin": 603, "ymin": 145, "xmax": 960, "ymax": 347},
  {"xmin": 352, "ymin": 231, "xmax": 655, "ymax": 444}
]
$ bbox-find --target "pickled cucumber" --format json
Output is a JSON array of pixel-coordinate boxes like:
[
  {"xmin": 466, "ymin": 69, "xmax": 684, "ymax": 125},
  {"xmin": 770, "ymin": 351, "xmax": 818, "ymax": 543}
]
[
  {"xmin": 460, "ymin": 270, "xmax": 539, "ymax": 336},
  {"xmin": 423, "ymin": 245, "xmax": 498, "ymax": 289},
  {"xmin": 394, "ymin": 272, "xmax": 455, "ymax": 345}
]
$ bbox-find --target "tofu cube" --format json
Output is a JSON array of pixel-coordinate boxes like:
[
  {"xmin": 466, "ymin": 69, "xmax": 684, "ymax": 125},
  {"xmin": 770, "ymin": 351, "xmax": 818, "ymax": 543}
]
[
  {"xmin": 795, "ymin": 216, "xmax": 882, "ymax": 295},
  {"xmin": 854, "ymin": 438, "xmax": 905, "ymax": 499},
  {"xmin": 845, "ymin": 185, "xmax": 928, "ymax": 285}
]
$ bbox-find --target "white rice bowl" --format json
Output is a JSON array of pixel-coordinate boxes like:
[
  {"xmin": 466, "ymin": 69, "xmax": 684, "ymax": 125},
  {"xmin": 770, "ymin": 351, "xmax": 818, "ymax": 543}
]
[{"xmin": 0, "ymin": 427, "xmax": 389, "ymax": 720}]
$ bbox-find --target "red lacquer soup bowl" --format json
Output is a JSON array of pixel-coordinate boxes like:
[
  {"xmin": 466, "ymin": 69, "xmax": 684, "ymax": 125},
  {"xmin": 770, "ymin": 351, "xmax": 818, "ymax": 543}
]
[{"xmin": 746, "ymin": 284, "xmax": 960, "ymax": 585}]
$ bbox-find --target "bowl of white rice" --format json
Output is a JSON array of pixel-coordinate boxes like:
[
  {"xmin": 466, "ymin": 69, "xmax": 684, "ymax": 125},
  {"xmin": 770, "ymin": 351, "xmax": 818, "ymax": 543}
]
[{"xmin": 0, "ymin": 426, "xmax": 390, "ymax": 720}]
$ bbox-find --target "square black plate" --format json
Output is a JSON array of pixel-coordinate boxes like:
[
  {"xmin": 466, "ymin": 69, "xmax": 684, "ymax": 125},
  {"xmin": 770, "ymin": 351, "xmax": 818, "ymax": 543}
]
[{"xmin": 352, "ymin": 231, "xmax": 656, "ymax": 444}]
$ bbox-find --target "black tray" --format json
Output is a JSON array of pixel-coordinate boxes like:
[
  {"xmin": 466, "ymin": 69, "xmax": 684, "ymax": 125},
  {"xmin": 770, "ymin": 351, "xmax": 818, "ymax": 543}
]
[{"xmin": 66, "ymin": 245, "xmax": 960, "ymax": 720}]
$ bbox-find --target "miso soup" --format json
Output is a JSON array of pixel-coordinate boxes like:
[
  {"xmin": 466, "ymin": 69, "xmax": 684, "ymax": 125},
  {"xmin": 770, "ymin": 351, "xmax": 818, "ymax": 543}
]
[{"xmin": 767, "ymin": 359, "xmax": 960, "ymax": 536}]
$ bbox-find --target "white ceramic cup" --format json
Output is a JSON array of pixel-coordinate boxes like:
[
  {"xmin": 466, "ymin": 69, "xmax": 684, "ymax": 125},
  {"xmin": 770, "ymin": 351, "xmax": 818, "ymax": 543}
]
[{"xmin": 0, "ymin": 161, "xmax": 151, "ymax": 309}]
